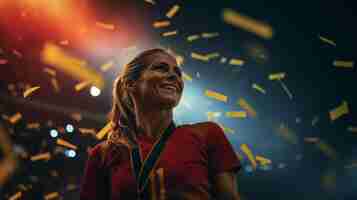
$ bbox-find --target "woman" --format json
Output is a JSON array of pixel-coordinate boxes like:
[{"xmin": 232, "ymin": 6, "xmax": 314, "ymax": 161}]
[{"xmin": 80, "ymin": 48, "xmax": 242, "ymax": 200}]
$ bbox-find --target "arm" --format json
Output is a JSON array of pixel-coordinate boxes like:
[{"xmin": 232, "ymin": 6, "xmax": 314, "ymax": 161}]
[{"xmin": 80, "ymin": 143, "xmax": 110, "ymax": 200}]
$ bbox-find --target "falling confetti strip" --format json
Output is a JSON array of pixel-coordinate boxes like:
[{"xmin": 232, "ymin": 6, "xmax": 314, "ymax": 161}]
[
  {"xmin": 201, "ymin": 32, "xmax": 220, "ymax": 39},
  {"xmin": 225, "ymin": 111, "xmax": 247, "ymax": 118},
  {"xmin": 205, "ymin": 90, "xmax": 228, "ymax": 102},
  {"xmin": 23, "ymin": 86, "xmax": 40, "ymax": 98},
  {"xmin": 182, "ymin": 72, "xmax": 192, "ymax": 82},
  {"xmin": 223, "ymin": 8, "xmax": 273, "ymax": 39},
  {"xmin": 43, "ymin": 67, "xmax": 57, "ymax": 76},
  {"xmin": 44, "ymin": 192, "xmax": 59, "ymax": 200},
  {"xmin": 78, "ymin": 128, "xmax": 97, "ymax": 136},
  {"xmin": 318, "ymin": 35, "xmax": 336, "ymax": 46},
  {"xmin": 240, "ymin": 144, "xmax": 257, "ymax": 170},
  {"xmin": 30, "ymin": 152, "xmax": 51, "ymax": 161},
  {"xmin": 26, "ymin": 122, "xmax": 40, "ymax": 129},
  {"xmin": 95, "ymin": 21, "xmax": 115, "ymax": 30},
  {"xmin": 8, "ymin": 113, "xmax": 22, "ymax": 124},
  {"xmin": 220, "ymin": 57, "xmax": 227, "ymax": 63},
  {"xmin": 304, "ymin": 137, "xmax": 320, "ymax": 143},
  {"xmin": 333, "ymin": 60, "xmax": 354, "ymax": 68},
  {"xmin": 175, "ymin": 55, "xmax": 184, "ymax": 66},
  {"xmin": 100, "ymin": 60, "xmax": 115, "ymax": 72},
  {"xmin": 191, "ymin": 52, "xmax": 209, "ymax": 62},
  {"xmin": 96, "ymin": 122, "xmax": 113, "ymax": 140},
  {"xmin": 206, "ymin": 52, "xmax": 220, "ymax": 60},
  {"xmin": 50, "ymin": 78, "xmax": 60, "ymax": 93},
  {"xmin": 221, "ymin": 125, "xmax": 235, "ymax": 134},
  {"xmin": 187, "ymin": 34, "xmax": 200, "ymax": 42},
  {"xmin": 229, "ymin": 58, "xmax": 245, "ymax": 66},
  {"xmin": 162, "ymin": 30, "xmax": 178, "ymax": 37},
  {"xmin": 74, "ymin": 81, "xmax": 91, "ymax": 92},
  {"xmin": 252, "ymin": 83, "xmax": 266, "ymax": 94},
  {"xmin": 56, "ymin": 139, "xmax": 78, "ymax": 150},
  {"xmin": 329, "ymin": 101, "xmax": 349, "ymax": 121},
  {"xmin": 153, "ymin": 20, "xmax": 171, "ymax": 28},
  {"xmin": 255, "ymin": 155, "xmax": 272, "ymax": 165},
  {"xmin": 278, "ymin": 79, "xmax": 293, "ymax": 99},
  {"xmin": 237, "ymin": 98, "xmax": 257, "ymax": 118},
  {"xmin": 166, "ymin": 4, "xmax": 180, "ymax": 18},
  {"xmin": 269, "ymin": 72, "xmax": 286, "ymax": 80}
]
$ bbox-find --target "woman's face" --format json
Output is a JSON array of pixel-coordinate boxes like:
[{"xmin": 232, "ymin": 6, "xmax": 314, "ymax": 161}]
[{"xmin": 130, "ymin": 52, "xmax": 184, "ymax": 110}]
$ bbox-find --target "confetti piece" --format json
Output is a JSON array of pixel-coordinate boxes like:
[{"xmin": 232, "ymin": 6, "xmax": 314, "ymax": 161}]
[
  {"xmin": 59, "ymin": 40, "xmax": 69, "ymax": 46},
  {"xmin": 66, "ymin": 183, "xmax": 78, "ymax": 191},
  {"xmin": 187, "ymin": 34, "xmax": 200, "ymax": 42},
  {"xmin": 220, "ymin": 57, "xmax": 227, "ymax": 63},
  {"xmin": 223, "ymin": 8, "xmax": 273, "ymax": 39},
  {"xmin": 78, "ymin": 128, "xmax": 96, "ymax": 135},
  {"xmin": 8, "ymin": 192, "xmax": 22, "ymax": 200},
  {"xmin": 304, "ymin": 137, "xmax": 320, "ymax": 143},
  {"xmin": 100, "ymin": 60, "xmax": 115, "ymax": 72},
  {"xmin": 205, "ymin": 90, "xmax": 228, "ymax": 102},
  {"xmin": 23, "ymin": 86, "xmax": 40, "ymax": 98},
  {"xmin": 0, "ymin": 59, "xmax": 8, "ymax": 64},
  {"xmin": 41, "ymin": 43, "xmax": 105, "ymax": 89},
  {"xmin": 252, "ymin": 83, "xmax": 266, "ymax": 94},
  {"xmin": 219, "ymin": 124, "xmax": 235, "ymax": 134},
  {"xmin": 182, "ymin": 72, "xmax": 192, "ymax": 82},
  {"xmin": 206, "ymin": 52, "xmax": 220, "ymax": 60},
  {"xmin": 44, "ymin": 192, "xmax": 59, "ymax": 200},
  {"xmin": 229, "ymin": 58, "xmax": 245, "ymax": 66},
  {"xmin": 162, "ymin": 30, "xmax": 178, "ymax": 37},
  {"xmin": 56, "ymin": 139, "xmax": 77, "ymax": 150},
  {"xmin": 225, "ymin": 111, "xmax": 247, "ymax": 118},
  {"xmin": 95, "ymin": 22, "xmax": 115, "ymax": 30},
  {"xmin": 175, "ymin": 55, "xmax": 184, "ymax": 67},
  {"xmin": 347, "ymin": 126, "xmax": 357, "ymax": 133},
  {"xmin": 255, "ymin": 155, "xmax": 272, "ymax": 165},
  {"xmin": 191, "ymin": 52, "xmax": 209, "ymax": 62},
  {"xmin": 316, "ymin": 140, "xmax": 337, "ymax": 160},
  {"xmin": 30, "ymin": 152, "xmax": 51, "ymax": 161},
  {"xmin": 26, "ymin": 122, "xmax": 40, "ymax": 129},
  {"xmin": 144, "ymin": 0, "xmax": 156, "ymax": 5},
  {"xmin": 318, "ymin": 35, "xmax": 336, "ymax": 46},
  {"xmin": 237, "ymin": 98, "xmax": 257, "ymax": 118},
  {"xmin": 276, "ymin": 123, "xmax": 298, "ymax": 145},
  {"xmin": 166, "ymin": 4, "xmax": 180, "ymax": 18},
  {"xmin": 312, "ymin": 116, "xmax": 319, "ymax": 126},
  {"xmin": 50, "ymin": 78, "xmax": 60, "ymax": 93},
  {"xmin": 240, "ymin": 144, "xmax": 257, "ymax": 170},
  {"xmin": 269, "ymin": 72, "xmax": 286, "ymax": 80},
  {"xmin": 96, "ymin": 122, "xmax": 112, "ymax": 140},
  {"xmin": 153, "ymin": 20, "xmax": 171, "ymax": 28},
  {"xmin": 8, "ymin": 113, "xmax": 22, "ymax": 124},
  {"xmin": 70, "ymin": 112, "xmax": 82, "ymax": 122},
  {"xmin": 333, "ymin": 60, "xmax": 354, "ymax": 68},
  {"xmin": 74, "ymin": 81, "xmax": 91, "ymax": 92},
  {"xmin": 278, "ymin": 79, "xmax": 293, "ymax": 99},
  {"xmin": 329, "ymin": 101, "xmax": 349, "ymax": 121},
  {"xmin": 201, "ymin": 32, "xmax": 220, "ymax": 39},
  {"xmin": 43, "ymin": 67, "xmax": 56, "ymax": 76}
]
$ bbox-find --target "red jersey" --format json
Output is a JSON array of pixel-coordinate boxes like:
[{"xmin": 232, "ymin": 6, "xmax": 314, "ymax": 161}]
[{"xmin": 80, "ymin": 122, "xmax": 241, "ymax": 200}]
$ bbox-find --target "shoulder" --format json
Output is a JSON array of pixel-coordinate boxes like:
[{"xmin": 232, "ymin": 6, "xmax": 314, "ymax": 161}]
[{"xmin": 179, "ymin": 121, "xmax": 223, "ymax": 139}]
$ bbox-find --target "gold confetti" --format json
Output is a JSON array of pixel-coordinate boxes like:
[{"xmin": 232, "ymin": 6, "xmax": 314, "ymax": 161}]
[
  {"xmin": 74, "ymin": 81, "xmax": 91, "ymax": 92},
  {"xmin": 304, "ymin": 137, "xmax": 320, "ymax": 143},
  {"xmin": 191, "ymin": 52, "xmax": 209, "ymax": 62},
  {"xmin": 206, "ymin": 52, "xmax": 220, "ymax": 60},
  {"xmin": 8, "ymin": 113, "xmax": 22, "ymax": 124},
  {"xmin": 175, "ymin": 55, "xmax": 184, "ymax": 67},
  {"xmin": 316, "ymin": 140, "xmax": 337, "ymax": 160},
  {"xmin": 144, "ymin": 0, "xmax": 156, "ymax": 5},
  {"xmin": 8, "ymin": 191, "xmax": 22, "ymax": 200},
  {"xmin": 166, "ymin": 4, "xmax": 180, "ymax": 18},
  {"xmin": 153, "ymin": 20, "xmax": 171, "ymax": 28},
  {"xmin": 347, "ymin": 126, "xmax": 357, "ymax": 133},
  {"xmin": 162, "ymin": 30, "xmax": 178, "ymax": 37},
  {"xmin": 44, "ymin": 192, "xmax": 59, "ymax": 200},
  {"xmin": 59, "ymin": 40, "xmax": 69, "ymax": 46},
  {"xmin": 205, "ymin": 90, "xmax": 228, "ymax": 102},
  {"xmin": 0, "ymin": 59, "xmax": 8, "ymax": 64},
  {"xmin": 23, "ymin": 86, "xmax": 40, "ymax": 98},
  {"xmin": 201, "ymin": 32, "xmax": 220, "ymax": 39},
  {"xmin": 96, "ymin": 122, "xmax": 112, "ymax": 140},
  {"xmin": 269, "ymin": 72, "xmax": 286, "ymax": 80},
  {"xmin": 26, "ymin": 122, "xmax": 40, "ymax": 129},
  {"xmin": 318, "ymin": 35, "xmax": 336, "ymax": 46},
  {"xmin": 182, "ymin": 72, "xmax": 192, "ymax": 82},
  {"xmin": 30, "ymin": 152, "xmax": 51, "ymax": 161},
  {"xmin": 206, "ymin": 112, "xmax": 221, "ymax": 121},
  {"xmin": 187, "ymin": 34, "xmax": 200, "ymax": 42},
  {"xmin": 329, "ymin": 101, "xmax": 349, "ymax": 121},
  {"xmin": 240, "ymin": 144, "xmax": 257, "ymax": 170},
  {"xmin": 100, "ymin": 60, "xmax": 114, "ymax": 72},
  {"xmin": 333, "ymin": 60, "xmax": 354, "ymax": 68},
  {"xmin": 78, "ymin": 128, "xmax": 96, "ymax": 135},
  {"xmin": 252, "ymin": 83, "xmax": 266, "ymax": 94},
  {"xmin": 276, "ymin": 123, "xmax": 298, "ymax": 145},
  {"xmin": 50, "ymin": 78, "xmax": 60, "ymax": 93},
  {"xmin": 237, "ymin": 98, "xmax": 257, "ymax": 118},
  {"xmin": 225, "ymin": 111, "xmax": 247, "ymax": 118},
  {"xmin": 229, "ymin": 58, "xmax": 244, "ymax": 66},
  {"xmin": 43, "ymin": 67, "xmax": 56, "ymax": 76},
  {"xmin": 95, "ymin": 22, "xmax": 115, "ymax": 30},
  {"xmin": 56, "ymin": 139, "xmax": 77, "ymax": 150},
  {"xmin": 255, "ymin": 155, "xmax": 272, "ymax": 165},
  {"xmin": 223, "ymin": 8, "xmax": 273, "ymax": 39}
]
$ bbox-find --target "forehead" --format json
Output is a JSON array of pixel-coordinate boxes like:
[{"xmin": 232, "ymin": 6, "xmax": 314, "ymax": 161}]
[{"xmin": 144, "ymin": 52, "xmax": 177, "ymax": 66}]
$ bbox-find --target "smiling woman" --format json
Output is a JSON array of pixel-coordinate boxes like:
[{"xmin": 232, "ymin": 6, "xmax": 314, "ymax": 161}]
[{"xmin": 80, "ymin": 48, "xmax": 242, "ymax": 200}]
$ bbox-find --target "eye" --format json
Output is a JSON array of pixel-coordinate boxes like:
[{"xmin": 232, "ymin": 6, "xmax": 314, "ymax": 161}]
[{"xmin": 151, "ymin": 64, "xmax": 168, "ymax": 72}]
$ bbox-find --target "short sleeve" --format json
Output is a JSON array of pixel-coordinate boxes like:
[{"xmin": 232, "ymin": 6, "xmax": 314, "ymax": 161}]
[
  {"xmin": 206, "ymin": 122, "xmax": 241, "ymax": 176},
  {"xmin": 80, "ymin": 143, "xmax": 110, "ymax": 200}
]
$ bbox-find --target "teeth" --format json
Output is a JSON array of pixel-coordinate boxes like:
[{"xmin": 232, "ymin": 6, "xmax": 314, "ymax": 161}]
[{"xmin": 161, "ymin": 85, "xmax": 176, "ymax": 92}]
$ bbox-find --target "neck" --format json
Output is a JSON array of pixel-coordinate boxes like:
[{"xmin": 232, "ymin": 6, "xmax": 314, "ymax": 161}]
[{"xmin": 134, "ymin": 106, "xmax": 173, "ymax": 140}]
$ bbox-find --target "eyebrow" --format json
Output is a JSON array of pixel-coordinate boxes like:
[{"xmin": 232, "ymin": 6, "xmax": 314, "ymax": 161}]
[{"xmin": 151, "ymin": 62, "xmax": 182, "ymax": 74}]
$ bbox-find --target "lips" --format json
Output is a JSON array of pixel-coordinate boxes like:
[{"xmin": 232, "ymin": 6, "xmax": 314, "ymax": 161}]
[{"xmin": 159, "ymin": 83, "xmax": 180, "ymax": 93}]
